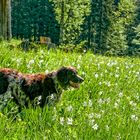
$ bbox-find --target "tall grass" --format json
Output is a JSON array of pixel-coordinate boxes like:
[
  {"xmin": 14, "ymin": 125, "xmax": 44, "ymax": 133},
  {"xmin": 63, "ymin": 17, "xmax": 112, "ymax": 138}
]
[{"xmin": 0, "ymin": 40, "xmax": 140, "ymax": 139}]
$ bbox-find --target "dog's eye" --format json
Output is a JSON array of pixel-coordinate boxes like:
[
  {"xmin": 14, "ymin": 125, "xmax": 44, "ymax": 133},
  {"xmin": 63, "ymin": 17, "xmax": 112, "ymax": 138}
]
[
  {"xmin": 74, "ymin": 71, "xmax": 78, "ymax": 75},
  {"xmin": 72, "ymin": 72, "xmax": 76, "ymax": 76}
]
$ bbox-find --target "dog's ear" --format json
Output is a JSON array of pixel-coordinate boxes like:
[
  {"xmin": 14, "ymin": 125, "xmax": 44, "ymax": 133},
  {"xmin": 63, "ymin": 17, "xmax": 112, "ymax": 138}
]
[{"xmin": 57, "ymin": 67, "xmax": 68, "ymax": 84}]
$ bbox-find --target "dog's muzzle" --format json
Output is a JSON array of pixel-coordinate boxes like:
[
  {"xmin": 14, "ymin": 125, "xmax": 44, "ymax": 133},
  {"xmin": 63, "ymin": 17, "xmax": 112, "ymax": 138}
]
[{"xmin": 69, "ymin": 75, "xmax": 84, "ymax": 88}]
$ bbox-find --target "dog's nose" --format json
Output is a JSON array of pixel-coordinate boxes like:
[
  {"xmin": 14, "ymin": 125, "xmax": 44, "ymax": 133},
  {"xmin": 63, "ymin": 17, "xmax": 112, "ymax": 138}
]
[{"xmin": 80, "ymin": 78, "xmax": 84, "ymax": 82}]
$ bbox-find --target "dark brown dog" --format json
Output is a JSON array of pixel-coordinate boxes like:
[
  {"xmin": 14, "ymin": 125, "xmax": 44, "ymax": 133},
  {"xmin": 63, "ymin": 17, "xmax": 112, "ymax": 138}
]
[{"xmin": 0, "ymin": 66, "xmax": 84, "ymax": 108}]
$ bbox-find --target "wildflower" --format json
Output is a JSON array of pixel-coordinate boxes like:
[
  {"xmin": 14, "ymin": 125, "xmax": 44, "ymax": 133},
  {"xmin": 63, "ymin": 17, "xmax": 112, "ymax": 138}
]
[
  {"xmin": 95, "ymin": 73, "xmax": 99, "ymax": 78},
  {"xmin": 72, "ymin": 62, "xmax": 75, "ymax": 66},
  {"xmin": 129, "ymin": 101, "xmax": 137, "ymax": 107},
  {"xmin": 134, "ymin": 93, "xmax": 139, "ymax": 100},
  {"xmin": 136, "ymin": 71, "xmax": 139, "ymax": 75},
  {"xmin": 126, "ymin": 65, "xmax": 129, "ymax": 69},
  {"xmin": 114, "ymin": 102, "xmax": 119, "ymax": 108},
  {"xmin": 117, "ymin": 134, "xmax": 121, "ymax": 140},
  {"xmin": 116, "ymin": 67, "xmax": 120, "ymax": 70},
  {"xmin": 97, "ymin": 65, "xmax": 100, "ymax": 70},
  {"xmin": 98, "ymin": 91, "xmax": 103, "ymax": 95},
  {"xmin": 131, "ymin": 115, "xmax": 138, "ymax": 121},
  {"xmin": 29, "ymin": 59, "xmax": 35, "ymax": 65},
  {"xmin": 18, "ymin": 118, "xmax": 22, "ymax": 122},
  {"xmin": 101, "ymin": 110, "xmax": 105, "ymax": 114},
  {"xmin": 77, "ymin": 64, "xmax": 80, "ymax": 69},
  {"xmin": 116, "ymin": 99, "xmax": 120, "ymax": 103},
  {"xmin": 90, "ymin": 119, "xmax": 95, "ymax": 125},
  {"xmin": 105, "ymin": 97, "xmax": 111, "ymax": 104},
  {"xmin": 82, "ymin": 71, "xmax": 86, "ymax": 76},
  {"xmin": 88, "ymin": 100, "xmax": 93, "ymax": 107},
  {"xmin": 66, "ymin": 105, "xmax": 73, "ymax": 112},
  {"xmin": 129, "ymin": 71, "xmax": 132, "ymax": 74},
  {"xmin": 92, "ymin": 123, "xmax": 98, "ymax": 130},
  {"xmin": 98, "ymin": 98, "xmax": 104, "ymax": 105},
  {"xmin": 40, "ymin": 50, "xmax": 44, "ymax": 54},
  {"xmin": 45, "ymin": 70, "xmax": 49, "ymax": 74},
  {"xmin": 35, "ymin": 95, "xmax": 42, "ymax": 105},
  {"xmin": 130, "ymin": 64, "xmax": 134, "ymax": 68},
  {"xmin": 50, "ymin": 94, "xmax": 55, "ymax": 99},
  {"xmin": 88, "ymin": 113, "xmax": 94, "ymax": 119},
  {"xmin": 39, "ymin": 60, "xmax": 44, "ymax": 64},
  {"xmin": 105, "ymin": 125, "xmax": 109, "ymax": 131},
  {"xmin": 115, "ymin": 74, "xmax": 119, "ymax": 78},
  {"xmin": 16, "ymin": 58, "xmax": 21, "ymax": 63},
  {"xmin": 60, "ymin": 117, "xmax": 65, "ymax": 125},
  {"xmin": 105, "ymin": 81, "xmax": 111, "ymax": 87},
  {"xmin": 107, "ymin": 62, "xmax": 112, "ymax": 67},
  {"xmin": 67, "ymin": 118, "xmax": 73, "ymax": 125},
  {"xmin": 100, "ymin": 73, "xmax": 103, "ymax": 77},
  {"xmin": 105, "ymin": 70, "xmax": 108, "ymax": 73},
  {"xmin": 27, "ymin": 59, "xmax": 35, "ymax": 68},
  {"xmin": 99, "ymin": 82, "xmax": 102, "ymax": 85},
  {"xmin": 83, "ymin": 49, "xmax": 86, "ymax": 53},
  {"xmin": 107, "ymin": 81, "xmax": 111, "ymax": 87},
  {"xmin": 83, "ymin": 101, "xmax": 87, "ymax": 107},
  {"xmin": 118, "ymin": 92, "xmax": 123, "ymax": 97},
  {"xmin": 95, "ymin": 113, "xmax": 101, "ymax": 119}
]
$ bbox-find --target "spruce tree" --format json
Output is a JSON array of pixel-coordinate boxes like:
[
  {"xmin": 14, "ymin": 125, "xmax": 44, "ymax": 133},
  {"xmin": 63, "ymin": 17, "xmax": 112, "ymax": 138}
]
[
  {"xmin": 126, "ymin": 0, "xmax": 139, "ymax": 56},
  {"xmin": 51, "ymin": 0, "xmax": 90, "ymax": 45},
  {"xmin": 81, "ymin": 0, "xmax": 135, "ymax": 55}
]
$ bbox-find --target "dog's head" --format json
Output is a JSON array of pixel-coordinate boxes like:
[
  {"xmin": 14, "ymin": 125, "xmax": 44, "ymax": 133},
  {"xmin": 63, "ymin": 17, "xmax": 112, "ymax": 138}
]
[{"xmin": 56, "ymin": 66, "xmax": 84, "ymax": 89}]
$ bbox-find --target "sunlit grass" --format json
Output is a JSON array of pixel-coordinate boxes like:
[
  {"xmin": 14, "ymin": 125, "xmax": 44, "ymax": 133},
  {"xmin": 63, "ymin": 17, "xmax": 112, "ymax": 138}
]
[{"xmin": 0, "ymin": 40, "xmax": 140, "ymax": 139}]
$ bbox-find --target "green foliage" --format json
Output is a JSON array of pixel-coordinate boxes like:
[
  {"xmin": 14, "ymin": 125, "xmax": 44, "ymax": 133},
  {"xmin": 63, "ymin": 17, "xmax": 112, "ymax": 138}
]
[
  {"xmin": 51, "ymin": 0, "xmax": 90, "ymax": 44},
  {"xmin": 0, "ymin": 40, "xmax": 140, "ymax": 139},
  {"xmin": 126, "ymin": 1, "xmax": 140, "ymax": 56},
  {"xmin": 108, "ymin": 0, "xmax": 136, "ymax": 56},
  {"xmin": 132, "ymin": 25, "xmax": 140, "ymax": 45},
  {"xmin": 128, "ymin": 24, "xmax": 140, "ymax": 56},
  {"xmin": 81, "ymin": 0, "xmax": 136, "ymax": 55},
  {"xmin": 10, "ymin": 0, "xmax": 139, "ymax": 56},
  {"xmin": 11, "ymin": 0, "xmax": 60, "ymax": 43}
]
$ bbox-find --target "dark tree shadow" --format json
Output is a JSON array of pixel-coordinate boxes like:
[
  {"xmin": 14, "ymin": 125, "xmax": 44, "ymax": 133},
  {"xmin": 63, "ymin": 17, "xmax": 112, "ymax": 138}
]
[
  {"xmin": 11, "ymin": 0, "xmax": 60, "ymax": 44},
  {"xmin": 126, "ymin": 1, "xmax": 140, "ymax": 55}
]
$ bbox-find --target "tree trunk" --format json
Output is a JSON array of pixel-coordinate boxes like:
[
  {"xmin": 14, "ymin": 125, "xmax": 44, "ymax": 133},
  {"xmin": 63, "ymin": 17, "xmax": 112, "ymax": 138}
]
[
  {"xmin": 0, "ymin": 0, "xmax": 12, "ymax": 40},
  {"xmin": 59, "ymin": 0, "xmax": 64, "ymax": 44}
]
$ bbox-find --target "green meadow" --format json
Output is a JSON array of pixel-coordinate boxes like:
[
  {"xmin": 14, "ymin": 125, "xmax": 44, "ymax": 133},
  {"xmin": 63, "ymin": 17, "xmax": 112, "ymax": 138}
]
[{"xmin": 0, "ymin": 40, "xmax": 140, "ymax": 140}]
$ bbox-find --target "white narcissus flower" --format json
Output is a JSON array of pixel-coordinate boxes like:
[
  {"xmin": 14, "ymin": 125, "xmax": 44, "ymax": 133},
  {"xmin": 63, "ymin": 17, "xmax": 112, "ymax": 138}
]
[
  {"xmin": 67, "ymin": 118, "xmax": 73, "ymax": 125},
  {"xmin": 60, "ymin": 117, "xmax": 64, "ymax": 125},
  {"xmin": 92, "ymin": 123, "xmax": 98, "ymax": 130}
]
